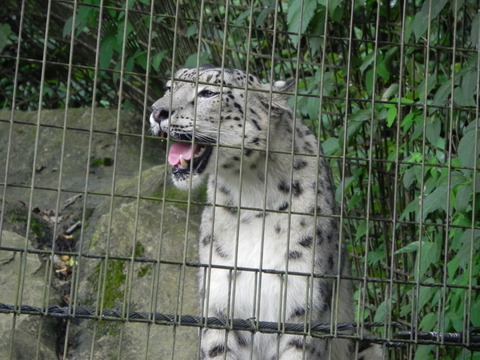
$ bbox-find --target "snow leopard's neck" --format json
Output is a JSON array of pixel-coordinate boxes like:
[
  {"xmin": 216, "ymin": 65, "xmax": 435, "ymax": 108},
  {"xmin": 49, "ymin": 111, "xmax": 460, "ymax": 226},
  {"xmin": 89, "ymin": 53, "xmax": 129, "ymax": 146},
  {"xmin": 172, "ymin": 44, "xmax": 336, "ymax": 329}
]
[{"xmin": 207, "ymin": 113, "xmax": 330, "ymax": 217}]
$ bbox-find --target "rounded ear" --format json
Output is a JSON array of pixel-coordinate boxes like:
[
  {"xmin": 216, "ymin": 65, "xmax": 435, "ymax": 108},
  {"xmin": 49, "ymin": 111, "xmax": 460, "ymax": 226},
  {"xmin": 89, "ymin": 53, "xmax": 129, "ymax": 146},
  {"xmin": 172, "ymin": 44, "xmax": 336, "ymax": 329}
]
[
  {"xmin": 272, "ymin": 79, "xmax": 295, "ymax": 93},
  {"xmin": 261, "ymin": 79, "xmax": 295, "ymax": 113}
]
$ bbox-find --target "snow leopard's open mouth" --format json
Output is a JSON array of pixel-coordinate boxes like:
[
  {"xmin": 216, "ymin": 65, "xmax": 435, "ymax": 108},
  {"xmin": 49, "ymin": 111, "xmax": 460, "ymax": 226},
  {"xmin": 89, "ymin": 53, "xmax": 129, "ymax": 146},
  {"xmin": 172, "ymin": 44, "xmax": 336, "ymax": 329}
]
[{"xmin": 162, "ymin": 133, "xmax": 213, "ymax": 177}]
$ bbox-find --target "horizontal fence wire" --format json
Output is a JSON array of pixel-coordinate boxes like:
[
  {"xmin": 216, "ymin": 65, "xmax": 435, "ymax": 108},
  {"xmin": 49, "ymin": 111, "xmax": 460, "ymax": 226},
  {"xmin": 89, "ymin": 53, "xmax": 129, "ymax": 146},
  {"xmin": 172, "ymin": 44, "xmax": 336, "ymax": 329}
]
[
  {"xmin": 1, "ymin": 302, "xmax": 480, "ymax": 351},
  {"xmin": 1, "ymin": 245, "xmax": 479, "ymax": 293}
]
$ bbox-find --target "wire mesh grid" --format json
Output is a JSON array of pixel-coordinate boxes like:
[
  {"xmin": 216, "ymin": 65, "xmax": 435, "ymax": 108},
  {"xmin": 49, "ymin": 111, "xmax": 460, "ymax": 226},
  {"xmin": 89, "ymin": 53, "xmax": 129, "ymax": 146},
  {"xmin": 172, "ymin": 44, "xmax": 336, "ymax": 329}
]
[{"xmin": 0, "ymin": 0, "xmax": 479, "ymax": 359}]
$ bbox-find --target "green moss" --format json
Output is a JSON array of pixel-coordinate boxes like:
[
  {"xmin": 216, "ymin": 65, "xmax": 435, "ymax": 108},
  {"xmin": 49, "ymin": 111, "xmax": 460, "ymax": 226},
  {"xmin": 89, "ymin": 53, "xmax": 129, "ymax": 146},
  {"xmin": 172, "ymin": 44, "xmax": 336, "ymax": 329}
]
[
  {"xmin": 152, "ymin": 183, "xmax": 208, "ymax": 206},
  {"xmin": 30, "ymin": 218, "xmax": 43, "ymax": 238},
  {"xmin": 165, "ymin": 186, "xmax": 187, "ymax": 199},
  {"xmin": 95, "ymin": 319, "xmax": 122, "ymax": 338},
  {"xmin": 134, "ymin": 241, "xmax": 145, "ymax": 257},
  {"xmin": 93, "ymin": 259, "xmax": 126, "ymax": 309},
  {"xmin": 90, "ymin": 157, "xmax": 113, "ymax": 167},
  {"xmin": 9, "ymin": 214, "xmax": 26, "ymax": 224},
  {"xmin": 196, "ymin": 183, "xmax": 208, "ymax": 203},
  {"xmin": 137, "ymin": 264, "xmax": 151, "ymax": 278}
]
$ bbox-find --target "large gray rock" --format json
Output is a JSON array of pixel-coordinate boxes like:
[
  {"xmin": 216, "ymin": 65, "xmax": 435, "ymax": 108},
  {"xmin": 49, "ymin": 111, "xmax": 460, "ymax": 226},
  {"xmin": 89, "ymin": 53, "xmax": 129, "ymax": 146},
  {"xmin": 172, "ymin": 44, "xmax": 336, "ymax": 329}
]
[
  {"xmin": 0, "ymin": 108, "xmax": 161, "ymax": 207},
  {"xmin": 66, "ymin": 164, "xmax": 203, "ymax": 359},
  {"xmin": 0, "ymin": 231, "xmax": 57, "ymax": 360},
  {"xmin": 0, "ymin": 109, "xmax": 204, "ymax": 359}
]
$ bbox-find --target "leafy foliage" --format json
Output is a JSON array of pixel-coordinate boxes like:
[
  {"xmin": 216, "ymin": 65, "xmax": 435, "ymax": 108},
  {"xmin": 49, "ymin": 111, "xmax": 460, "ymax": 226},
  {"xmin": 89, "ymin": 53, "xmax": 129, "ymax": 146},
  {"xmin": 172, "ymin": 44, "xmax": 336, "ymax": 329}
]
[{"xmin": 1, "ymin": 0, "xmax": 479, "ymax": 358}]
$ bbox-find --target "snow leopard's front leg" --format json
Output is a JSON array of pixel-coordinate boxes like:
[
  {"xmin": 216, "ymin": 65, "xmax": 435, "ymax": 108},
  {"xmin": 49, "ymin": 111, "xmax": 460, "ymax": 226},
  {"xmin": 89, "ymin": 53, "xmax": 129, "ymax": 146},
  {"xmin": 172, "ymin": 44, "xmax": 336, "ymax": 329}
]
[
  {"xmin": 272, "ymin": 275, "xmax": 354, "ymax": 360},
  {"xmin": 256, "ymin": 275, "xmax": 332, "ymax": 360},
  {"xmin": 200, "ymin": 328, "xmax": 252, "ymax": 360},
  {"xmin": 275, "ymin": 335, "xmax": 326, "ymax": 360}
]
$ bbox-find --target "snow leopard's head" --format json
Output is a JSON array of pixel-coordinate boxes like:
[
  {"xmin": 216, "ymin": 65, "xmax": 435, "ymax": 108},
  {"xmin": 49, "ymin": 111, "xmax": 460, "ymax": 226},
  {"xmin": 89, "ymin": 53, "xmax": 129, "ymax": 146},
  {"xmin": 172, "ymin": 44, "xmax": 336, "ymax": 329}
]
[{"xmin": 149, "ymin": 66, "xmax": 293, "ymax": 189}]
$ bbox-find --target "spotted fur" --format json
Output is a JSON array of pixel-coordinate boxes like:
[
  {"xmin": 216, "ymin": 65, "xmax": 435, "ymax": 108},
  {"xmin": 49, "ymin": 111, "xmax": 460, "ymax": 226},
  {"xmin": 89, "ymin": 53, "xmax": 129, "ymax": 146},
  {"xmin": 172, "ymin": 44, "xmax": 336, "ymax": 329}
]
[{"xmin": 150, "ymin": 67, "xmax": 383, "ymax": 360}]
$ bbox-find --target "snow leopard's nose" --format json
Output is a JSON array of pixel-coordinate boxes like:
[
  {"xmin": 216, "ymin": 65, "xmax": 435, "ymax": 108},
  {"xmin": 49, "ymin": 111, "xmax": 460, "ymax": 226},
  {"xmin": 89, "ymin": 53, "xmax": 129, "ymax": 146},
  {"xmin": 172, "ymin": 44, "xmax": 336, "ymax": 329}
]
[{"xmin": 151, "ymin": 106, "xmax": 171, "ymax": 124}]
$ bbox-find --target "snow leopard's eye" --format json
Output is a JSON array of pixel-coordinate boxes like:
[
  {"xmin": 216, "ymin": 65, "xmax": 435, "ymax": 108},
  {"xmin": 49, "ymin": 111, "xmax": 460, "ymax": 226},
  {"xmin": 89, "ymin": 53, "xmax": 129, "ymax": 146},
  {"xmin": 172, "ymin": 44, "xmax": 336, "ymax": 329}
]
[{"xmin": 198, "ymin": 89, "xmax": 218, "ymax": 98}]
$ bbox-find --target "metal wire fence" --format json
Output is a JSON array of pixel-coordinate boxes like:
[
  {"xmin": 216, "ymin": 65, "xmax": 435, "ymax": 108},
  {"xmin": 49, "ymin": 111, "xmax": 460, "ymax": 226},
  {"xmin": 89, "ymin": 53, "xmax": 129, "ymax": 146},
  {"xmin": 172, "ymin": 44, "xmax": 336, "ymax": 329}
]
[{"xmin": 0, "ymin": 0, "xmax": 479, "ymax": 359}]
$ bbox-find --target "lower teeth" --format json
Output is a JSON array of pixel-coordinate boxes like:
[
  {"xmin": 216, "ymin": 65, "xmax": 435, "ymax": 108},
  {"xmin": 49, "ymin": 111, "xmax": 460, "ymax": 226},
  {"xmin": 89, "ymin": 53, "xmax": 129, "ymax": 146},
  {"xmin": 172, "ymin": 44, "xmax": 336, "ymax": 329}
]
[
  {"xmin": 177, "ymin": 146, "xmax": 207, "ymax": 170},
  {"xmin": 179, "ymin": 155, "xmax": 188, "ymax": 169}
]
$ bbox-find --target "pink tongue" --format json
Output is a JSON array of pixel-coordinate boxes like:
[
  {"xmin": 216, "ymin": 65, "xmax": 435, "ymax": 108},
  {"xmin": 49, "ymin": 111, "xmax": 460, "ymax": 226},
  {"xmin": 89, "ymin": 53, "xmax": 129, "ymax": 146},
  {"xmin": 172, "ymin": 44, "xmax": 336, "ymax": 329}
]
[{"xmin": 168, "ymin": 142, "xmax": 199, "ymax": 165}]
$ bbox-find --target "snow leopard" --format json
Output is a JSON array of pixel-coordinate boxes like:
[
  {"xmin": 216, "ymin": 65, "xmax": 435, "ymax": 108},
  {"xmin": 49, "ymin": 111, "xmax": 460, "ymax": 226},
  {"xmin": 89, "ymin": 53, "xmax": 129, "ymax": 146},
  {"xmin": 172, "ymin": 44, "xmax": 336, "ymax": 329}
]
[{"xmin": 149, "ymin": 66, "xmax": 383, "ymax": 360}]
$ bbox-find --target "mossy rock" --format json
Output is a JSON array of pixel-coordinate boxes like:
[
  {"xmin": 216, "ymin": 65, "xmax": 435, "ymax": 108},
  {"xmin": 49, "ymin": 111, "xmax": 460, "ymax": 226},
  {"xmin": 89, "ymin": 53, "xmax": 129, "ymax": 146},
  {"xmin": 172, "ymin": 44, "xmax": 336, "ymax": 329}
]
[{"xmin": 68, "ymin": 162, "xmax": 201, "ymax": 359}]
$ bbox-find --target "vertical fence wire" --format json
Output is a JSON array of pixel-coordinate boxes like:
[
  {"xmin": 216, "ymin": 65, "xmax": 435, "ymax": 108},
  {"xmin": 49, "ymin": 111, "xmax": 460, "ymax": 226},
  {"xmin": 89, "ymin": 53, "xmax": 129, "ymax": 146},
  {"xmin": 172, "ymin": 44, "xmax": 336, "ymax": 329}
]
[
  {"xmin": 440, "ymin": 1, "xmax": 460, "ymax": 356},
  {"xmin": 138, "ymin": 1, "xmax": 156, "ymax": 359},
  {"xmin": 387, "ymin": 0, "xmax": 408, "ymax": 351},
  {"xmin": 1, "ymin": 2, "xmax": 26, "ymax": 359}
]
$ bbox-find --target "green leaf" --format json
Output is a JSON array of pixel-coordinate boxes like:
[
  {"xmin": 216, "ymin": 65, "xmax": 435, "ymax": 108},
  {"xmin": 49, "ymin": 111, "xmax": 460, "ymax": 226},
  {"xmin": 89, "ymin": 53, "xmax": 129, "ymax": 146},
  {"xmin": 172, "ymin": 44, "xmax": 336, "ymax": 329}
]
[
  {"xmin": 359, "ymin": 52, "xmax": 375, "ymax": 73},
  {"xmin": 425, "ymin": 117, "xmax": 441, "ymax": 145},
  {"xmin": 367, "ymin": 249, "xmax": 384, "ymax": 266},
  {"xmin": 429, "ymin": 0, "xmax": 449, "ymax": 18},
  {"xmin": 327, "ymin": 0, "xmax": 343, "ymax": 16},
  {"xmin": 133, "ymin": 51, "xmax": 147, "ymax": 70},
  {"xmin": 416, "ymin": 241, "xmax": 438, "ymax": 280},
  {"xmin": 399, "ymin": 198, "xmax": 419, "ymax": 221},
  {"xmin": 421, "ymin": 184, "xmax": 448, "ymax": 218},
  {"xmin": 308, "ymin": 9, "xmax": 326, "ymax": 54},
  {"xmin": 287, "ymin": 0, "xmax": 318, "ymax": 46},
  {"xmin": 454, "ymin": 70, "xmax": 478, "ymax": 107},
  {"xmin": 419, "ymin": 312, "xmax": 437, "ymax": 331},
  {"xmin": 373, "ymin": 300, "xmax": 387, "ymax": 322},
  {"xmin": 124, "ymin": 55, "xmax": 135, "ymax": 73},
  {"xmin": 346, "ymin": 120, "xmax": 363, "ymax": 143},
  {"xmin": 116, "ymin": 21, "xmax": 134, "ymax": 48},
  {"xmin": 322, "ymin": 137, "xmax": 339, "ymax": 155},
  {"xmin": 0, "ymin": 23, "xmax": 11, "ymax": 53},
  {"xmin": 126, "ymin": 0, "xmax": 135, "ymax": 10},
  {"xmin": 418, "ymin": 279, "xmax": 436, "ymax": 310},
  {"xmin": 403, "ymin": 165, "xmax": 421, "ymax": 189},
  {"xmin": 455, "ymin": 184, "xmax": 471, "ymax": 212},
  {"xmin": 447, "ymin": 255, "xmax": 460, "ymax": 278},
  {"xmin": 456, "ymin": 229, "xmax": 480, "ymax": 270},
  {"xmin": 395, "ymin": 240, "xmax": 439, "ymax": 280},
  {"xmin": 471, "ymin": 301, "xmax": 480, "ymax": 326},
  {"xmin": 377, "ymin": 57, "xmax": 390, "ymax": 81},
  {"xmin": 355, "ymin": 220, "xmax": 367, "ymax": 241},
  {"xmin": 417, "ymin": 74, "xmax": 437, "ymax": 104},
  {"xmin": 412, "ymin": 11, "xmax": 428, "ymax": 41},
  {"xmin": 350, "ymin": 109, "xmax": 371, "ymax": 122},
  {"xmin": 396, "ymin": 240, "xmax": 420, "ymax": 255},
  {"xmin": 404, "ymin": 15, "xmax": 414, "ymax": 42},
  {"xmin": 184, "ymin": 52, "xmax": 211, "ymax": 68},
  {"xmin": 365, "ymin": 68, "xmax": 375, "ymax": 95},
  {"xmin": 386, "ymin": 105, "xmax": 397, "ymax": 128},
  {"xmin": 401, "ymin": 112, "xmax": 416, "ymax": 132},
  {"xmin": 414, "ymin": 345, "xmax": 435, "ymax": 360},
  {"xmin": 347, "ymin": 192, "xmax": 362, "ymax": 210},
  {"xmin": 432, "ymin": 81, "xmax": 452, "ymax": 106},
  {"xmin": 100, "ymin": 33, "xmax": 115, "ymax": 69},
  {"xmin": 256, "ymin": 5, "xmax": 274, "ymax": 27},
  {"xmin": 234, "ymin": 9, "xmax": 252, "ymax": 26},
  {"xmin": 307, "ymin": 95, "xmax": 320, "ymax": 120},
  {"xmin": 152, "ymin": 50, "xmax": 168, "ymax": 72},
  {"xmin": 335, "ymin": 176, "xmax": 356, "ymax": 202},
  {"xmin": 458, "ymin": 129, "xmax": 480, "ymax": 168},
  {"xmin": 472, "ymin": 12, "xmax": 480, "ymax": 46},
  {"xmin": 63, "ymin": 5, "xmax": 94, "ymax": 39},
  {"xmin": 186, "ymin": 24, "xmax": 198, "ymax": 37},
  {"xmin": 382, "ymin": 83, "xmax": 399, "ymax": 100},
  {"xmin": 63, "ymin": 16, "xmax": 74, "ymax": 38},
  {"xmin": 413, "ymin": 0, "xmax": 448, "ymax": 41}
]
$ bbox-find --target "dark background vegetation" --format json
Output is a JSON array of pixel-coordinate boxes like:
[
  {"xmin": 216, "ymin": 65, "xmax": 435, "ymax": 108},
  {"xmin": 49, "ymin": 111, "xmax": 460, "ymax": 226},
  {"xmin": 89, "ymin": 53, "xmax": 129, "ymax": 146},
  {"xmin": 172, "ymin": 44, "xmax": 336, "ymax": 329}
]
[{"xmin": 1, "ymin": 0, "xmax": 479, "ymax": 359}]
